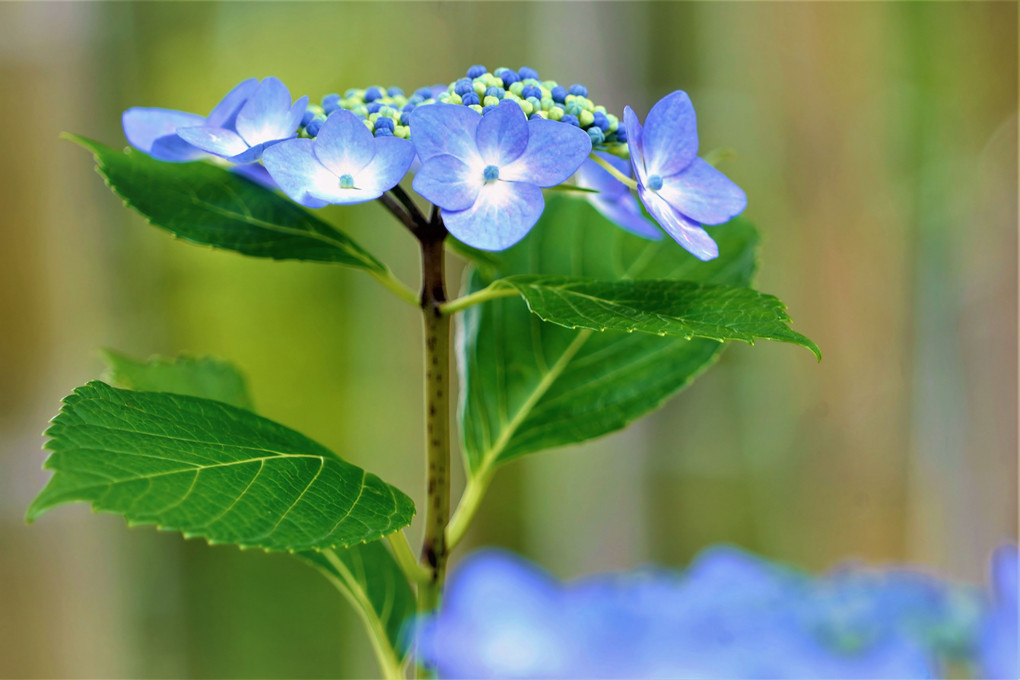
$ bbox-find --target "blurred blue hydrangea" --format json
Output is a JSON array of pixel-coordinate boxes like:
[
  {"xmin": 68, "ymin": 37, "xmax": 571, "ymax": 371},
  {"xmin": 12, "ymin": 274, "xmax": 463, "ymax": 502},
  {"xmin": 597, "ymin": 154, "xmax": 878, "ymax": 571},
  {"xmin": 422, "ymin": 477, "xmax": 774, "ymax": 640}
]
[{"xmin": 416, "ymin": 544, "xmax": 1015, "ymax": 679}]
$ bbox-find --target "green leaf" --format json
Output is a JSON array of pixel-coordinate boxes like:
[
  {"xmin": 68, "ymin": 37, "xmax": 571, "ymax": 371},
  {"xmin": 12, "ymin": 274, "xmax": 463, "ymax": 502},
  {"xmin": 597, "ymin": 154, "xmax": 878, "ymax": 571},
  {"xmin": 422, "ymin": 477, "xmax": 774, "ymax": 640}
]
[
  {"xmin": 458, "ymin": 195, "xmax": 763, "ymax": 473},
  {"xmin": 101, "ymin": 349, "xmax": 255, "ymax": 411},
  {"xmin": 65, "ymin": 134, "xmax": 386, "ymax": 271},
  {"xmin": 492, "ymin": 276, "xmax": 820, "ymax": 357},
  {"xmin": 27, "ymin": 381, "xmax": 415, "ymax": 552},
  {"xmin": 298, "ymin": 543, "xmax": 415, "ymax": 664}
]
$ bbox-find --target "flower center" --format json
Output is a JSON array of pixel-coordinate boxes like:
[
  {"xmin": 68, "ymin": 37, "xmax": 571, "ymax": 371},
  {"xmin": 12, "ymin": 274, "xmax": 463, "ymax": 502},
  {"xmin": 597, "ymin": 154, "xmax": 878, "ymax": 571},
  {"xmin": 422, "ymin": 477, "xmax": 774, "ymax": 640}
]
[
  {"xmin": 339, "ymin": 174, "xmax": 355, "ymax": 189},
  {"xmin": 483, "ymin": 165, "xmax": 500, "ymax": 182},
  {"xmin": 647, "ymin": 174, "xmax": 664, "ymax": 191}
]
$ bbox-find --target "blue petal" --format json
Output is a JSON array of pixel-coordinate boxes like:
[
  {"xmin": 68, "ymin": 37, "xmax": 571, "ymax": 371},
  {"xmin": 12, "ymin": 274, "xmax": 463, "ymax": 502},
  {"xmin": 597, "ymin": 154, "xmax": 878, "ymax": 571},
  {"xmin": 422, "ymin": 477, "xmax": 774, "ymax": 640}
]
[
  {"xmin": 206, "ymin": 78, "xmax": 259, "ymax": 129},
  {"xmin": 575, "ymin": 153, "xmax": 632, "ymax": 200},
  {"xmin": 122, "ymin": 108, "xmax": 207, "ymax": 161},
  {"xmin": 641, "ymin": 90, "xmax": 698, "ymax": 178},
  {"xmin": 639, "ymin": 186, "xmax": 718, "ymax": 260},
  {"xmin": 355, "ymin": 136, "xmax": 416, "ymax": 195},
  {"xmin": 623, "ymin": 106, "xmax": 648, "ymax": 184},
  {"xmin": 313, "ymin": 109, "xmax": 376, "ymax": 176},
  {"xmin": 235, "ymin": 77, "xmax": 298, "ymax": 146},
  {"xmin": 176, "ymin": 126, "xmax": 250, "ymax": 159},
  {"xmin": 658, "ymin": 157, "xmax": 747, "ymax": 225},
  {"xmin": 443, "ymin": 181, "xmax": 544, "ymax": 251},
  {"xmin": 592, "ymin": 193, "xmax": 663, "ymax": 241},
  {"xmin": 263, "ymin": 138, "xmax": 348, "ymax": 206},
  {"xmin": 409, "ymin": 103, "xmax": 482, "ymax": 165},
  {"xmin": 576, "ymin": 156, "xmax": 661, "ymax": 240},
  {"xmin": 499, "ymin": 119, "xmax": 592, "ymax": 187},
  {"xmin": 230, "ymin": 163, "xmax": 279, "ymax": 191},
  {"xmin": 475, "ymin": 100, "xmax": 529, "ymax": 167},
  {"xmin": 413, "ymin": 155, "xmax": 483, "ymax": 211}
]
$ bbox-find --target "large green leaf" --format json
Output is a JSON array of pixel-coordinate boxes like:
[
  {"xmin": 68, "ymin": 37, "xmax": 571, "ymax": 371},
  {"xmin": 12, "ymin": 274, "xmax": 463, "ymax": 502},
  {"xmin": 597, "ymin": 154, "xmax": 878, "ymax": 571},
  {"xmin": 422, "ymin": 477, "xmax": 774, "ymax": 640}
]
[
  {"xmin": 458, "ymin": 195, "xmax": 764, "ymax": 473},
  {"xmin": 491, "ymin": 276, "xmax": 820, "ymax": 357},
  {"xmin": 101, "ymin": 349, "xmax": 255, "ymax": 411},
  {"xmin": 298, "ymin": 544, "xmax": 415, "ymax": 664},
  {"xmin": 66, "ymin": 135, "xmax": 386, "ymax": 271},
  {"xmin": 96, "ymin": 351, "xmax": 414, "ymax": 664},
  {"xmin": 28, "ymin": 381, "xmax": 415, "ymax": 552}
]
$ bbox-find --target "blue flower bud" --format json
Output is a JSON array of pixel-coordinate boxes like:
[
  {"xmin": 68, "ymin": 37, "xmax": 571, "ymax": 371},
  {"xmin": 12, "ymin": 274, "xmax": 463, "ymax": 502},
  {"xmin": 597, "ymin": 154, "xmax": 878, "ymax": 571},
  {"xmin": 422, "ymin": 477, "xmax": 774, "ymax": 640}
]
[
  {"xmin": 399, "ymin": 112, "xmax": 411, "ymax": 126},
  {"xmin": 374, "ymin": 116, "xmax": 395, "ymax": 132},
  {"xmin": 387, "ymin": 86, "xmax": 404, "ymax": 98},
  {"xmin": 592, "ymin": 111, "xmax": 610, "ymax": 132},
  {"xmin": 484, "ymin": 86, "xmax": 505, "ymax": 100},
  {"xmin": 559, "ymin": 114, "xmax": 580, "ymax": 127},
  {"xmin": 614, "ymin": 126, "xmax": 628, "ymax": 142},
  {"xmin": 415, "ymin": 87, "xmax": 435, "ymax": 99},
  {"xmin": 305, "ymin": 116, "xmax": 325, "ymax": 137},
  {"xmin": 569, "ymin": 83, "xmax": 588, "ymax": 97},
  {"xmin": 587, "ymin": 127, "xmax": 605, "ymax": 146},
  {"xmin": 525, "ymin": 96, "xmax": 542, "ymax": 110},
  {"xmin": 482, "ymin": 104, "xmax": 498, "ymax": 115},
  {"xmin": 521, "ymin": 84, "xmax": 543, "ymax": 100},
  {"xmin": 518, "ymin": 66, "xmax": 539, "ymax": 80},
  {"xmin": 366, "ymin": 102, "xmax": 383, "ymax": 114},
  {"xmin": 364, "ymin": 86, "xmax": 385, "ymax": 103},
  {"xmin": 461, "ymin": 92, "xmax": 480, "ymax": 106},
  {"xmin": 374, "ymin": 127, "xmax": 394, "ymax": 137},
  {"xmin": 565, "ymin": 102, "xmax": 583, "ymax": 117},
  {"xmin": 454, "ymin": 78, "xmax": 474, "ymax": 96},
  {"xmin": 551, "ymin": 85, "xmax": 568, "ymax": 103},
  {"xmin": 321, "ymin": 93, "xmax": 341, "ymax": 114},
  {"xmin": 499, "ymin": 69, "xmax": 520, "ymax": 86},
  {"xmin": 403, "ymin": 103, "xmax": 417, "ymax": 113},
  {"xmin": 467, "ymin": 65, "xmax": 487, "ymax": 78},
  {"xmin": 343, "ymin": 88, "xmax": 361, "ymax": 99},
  {"xmin": 301, "ymin": 109, "xmax": 317, "ymax": 127}
]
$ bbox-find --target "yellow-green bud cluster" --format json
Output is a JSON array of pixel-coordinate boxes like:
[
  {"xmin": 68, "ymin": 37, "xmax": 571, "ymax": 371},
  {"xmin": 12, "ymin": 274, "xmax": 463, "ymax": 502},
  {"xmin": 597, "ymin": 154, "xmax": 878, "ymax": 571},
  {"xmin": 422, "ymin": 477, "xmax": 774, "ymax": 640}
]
[
  {"xmin": 298, "ymin": 68, "xmax": 629, "ymax": 157},
  {"xmin": 435, "ymin": 67, "xmax": 628, "ymax": 157}
]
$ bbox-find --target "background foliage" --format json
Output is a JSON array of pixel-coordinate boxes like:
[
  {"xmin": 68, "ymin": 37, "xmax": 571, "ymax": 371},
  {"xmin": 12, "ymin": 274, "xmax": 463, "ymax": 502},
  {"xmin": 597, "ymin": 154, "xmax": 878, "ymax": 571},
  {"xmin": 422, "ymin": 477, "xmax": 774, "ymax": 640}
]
[{"xmin": 0, "ymin": 2, "xmax": 1015, "ymax": 678}]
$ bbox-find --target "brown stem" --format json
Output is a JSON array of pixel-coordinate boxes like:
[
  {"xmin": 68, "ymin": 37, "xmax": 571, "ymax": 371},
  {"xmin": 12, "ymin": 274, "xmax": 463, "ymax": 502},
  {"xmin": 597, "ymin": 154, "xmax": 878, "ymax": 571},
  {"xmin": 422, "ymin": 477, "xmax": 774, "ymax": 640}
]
[{"xmin": 416, "ymin": 213, "xmax": 450, "ymax": 628}]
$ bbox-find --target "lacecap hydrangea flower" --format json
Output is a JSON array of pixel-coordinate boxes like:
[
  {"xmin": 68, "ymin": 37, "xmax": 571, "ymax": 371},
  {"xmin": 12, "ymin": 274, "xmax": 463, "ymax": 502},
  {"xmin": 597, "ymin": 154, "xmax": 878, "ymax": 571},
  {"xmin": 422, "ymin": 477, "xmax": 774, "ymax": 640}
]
[
  {"xmin": 122, "ymin": 67, "xmax": 751, "ymax": 260},
  {"xmin": 415, "ymin": 545, "xmax": 1009, "ymax": 679}
]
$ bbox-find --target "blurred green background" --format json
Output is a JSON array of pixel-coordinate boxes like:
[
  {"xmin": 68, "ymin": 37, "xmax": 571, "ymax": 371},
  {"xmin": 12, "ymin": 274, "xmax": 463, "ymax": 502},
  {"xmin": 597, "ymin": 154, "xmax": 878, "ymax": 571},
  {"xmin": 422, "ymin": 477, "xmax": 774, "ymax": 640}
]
[{"xmin": 1, "ymin": 2, "xmax": 1016, "ymax": 677}]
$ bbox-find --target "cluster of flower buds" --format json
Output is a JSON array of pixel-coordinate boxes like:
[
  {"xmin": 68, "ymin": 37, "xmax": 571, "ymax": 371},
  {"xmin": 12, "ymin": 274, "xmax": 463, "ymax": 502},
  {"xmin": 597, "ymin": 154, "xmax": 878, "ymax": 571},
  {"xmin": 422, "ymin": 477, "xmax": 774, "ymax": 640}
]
[{"xmin": 122, "ymin": 65, "xmax": 746, "ymax": 259}]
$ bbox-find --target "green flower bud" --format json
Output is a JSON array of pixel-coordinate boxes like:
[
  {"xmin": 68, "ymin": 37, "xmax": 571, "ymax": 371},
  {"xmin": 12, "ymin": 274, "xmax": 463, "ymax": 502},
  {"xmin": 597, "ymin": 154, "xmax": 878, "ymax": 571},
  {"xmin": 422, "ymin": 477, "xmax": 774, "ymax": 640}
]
[{"xmin": 578, "ymin": 110, "xmax": 595, "ymax": 127}]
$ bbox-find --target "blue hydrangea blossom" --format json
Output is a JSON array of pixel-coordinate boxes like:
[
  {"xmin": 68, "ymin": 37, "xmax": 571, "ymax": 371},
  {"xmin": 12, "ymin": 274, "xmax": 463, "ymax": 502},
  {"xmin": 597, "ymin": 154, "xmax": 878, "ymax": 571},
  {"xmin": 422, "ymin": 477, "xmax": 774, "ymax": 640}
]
[
  {"xmin": 174, "ymin": 77, "xmax": 308, "ymax": 164},
  {"xmin": 979, "ymin": 544, "xmax": 1019, "ymax": 679},
  {"xmin": 410, "ymin": 99, "xmax": 592, "ymax": 250},
  {"xmin": 575, "ymin": 152, "xmax": 661, "ymax": 240},
  {"xmin": 624, "ymin": 91, "xmax": 747, "ymax": 260},
  {"xmin": 122, "ymin": 78, "xmax": 259, "ymax": 162},
  {"xmin": 415, "ymin": 546, "xmax": 1001, "ymax": 679},
  {"xmin": 262, "ymin": 109, "xmax": 414, "ymax": 208}
]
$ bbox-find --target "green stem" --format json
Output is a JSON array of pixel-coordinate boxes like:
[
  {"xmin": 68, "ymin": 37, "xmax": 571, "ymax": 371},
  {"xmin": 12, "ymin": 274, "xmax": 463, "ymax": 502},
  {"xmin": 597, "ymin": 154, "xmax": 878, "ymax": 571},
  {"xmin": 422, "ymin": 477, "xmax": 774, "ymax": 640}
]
[
  {"xmin": 387, "ymin": 530, "xmax": 431, "ymax": 584},
  {"xmin": 321, "ymin": 550, "xmax": 405, "ymax": 680},
  {"xmin": 416, "ymin": 221, "xmax": 451, "ymax": 655},
  {"xmin": 439, "ymin": 283, "xmax": 519, "ymax": 315},
  {"xmin": 590, "ymin": 152, "xmax": 639, "ymax": 190},
  {"xmin": 370, "ymin": 268, "xmax": 420, "ymax": 306},
  {"xmin": 445, "ymin": 463, "xmax": 494, "ymax": 551}
]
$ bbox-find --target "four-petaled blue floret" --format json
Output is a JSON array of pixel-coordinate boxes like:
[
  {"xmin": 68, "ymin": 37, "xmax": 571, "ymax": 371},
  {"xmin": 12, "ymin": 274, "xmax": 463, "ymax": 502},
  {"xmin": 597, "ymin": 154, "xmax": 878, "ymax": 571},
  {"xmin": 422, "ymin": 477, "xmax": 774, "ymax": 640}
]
[
  {"xmin": 624, "ymin": 90, "xmax": 747, "ymax": 261},
  {"xmin": 261, "ymin": 109, "xmax": 414, "ymax": 208},
  {"xmin": 410, "ymin": 100, "xmax": 592, "ymax": 250}
]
